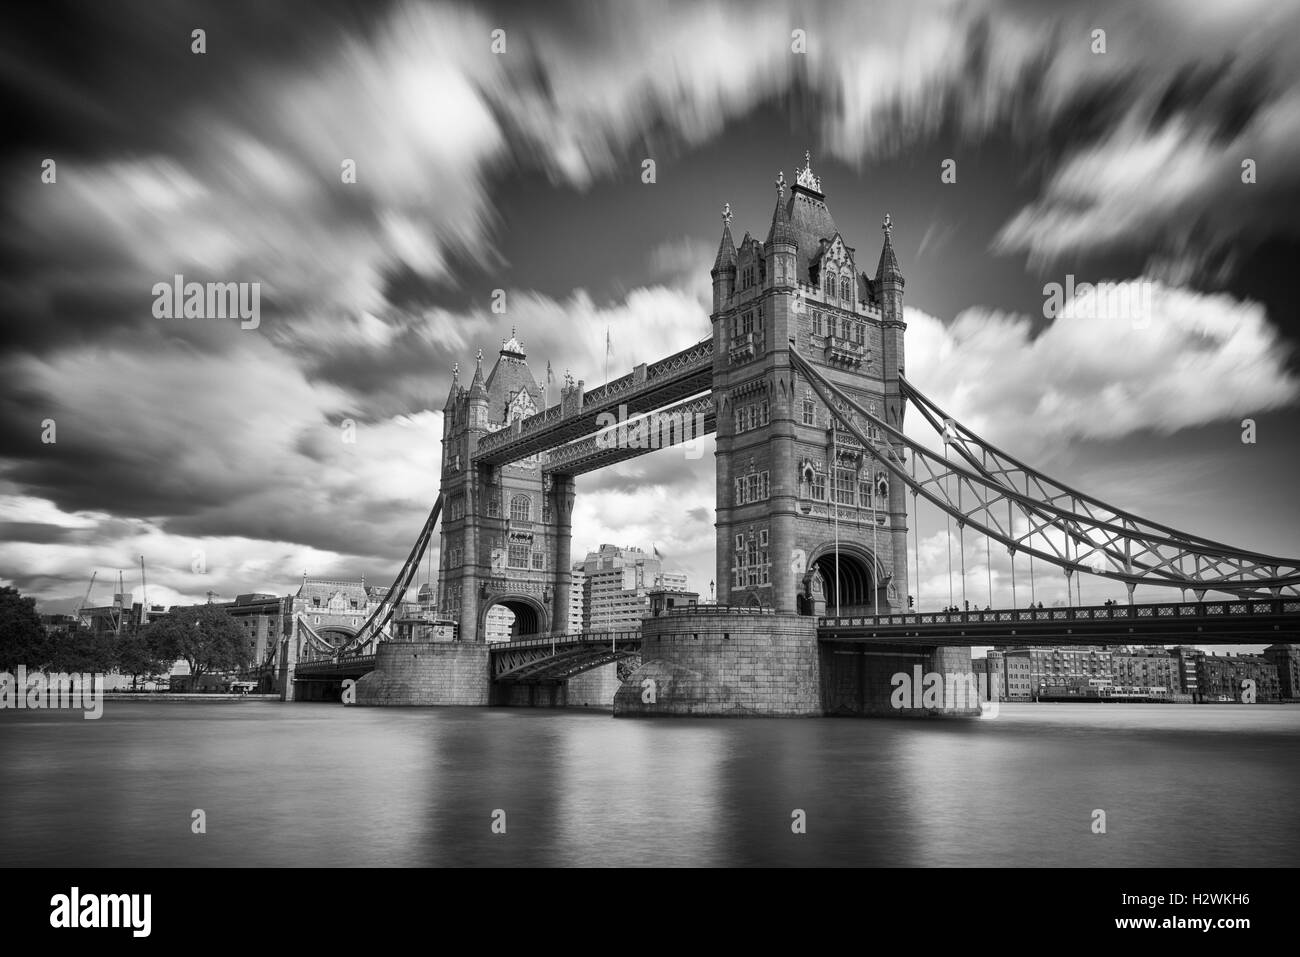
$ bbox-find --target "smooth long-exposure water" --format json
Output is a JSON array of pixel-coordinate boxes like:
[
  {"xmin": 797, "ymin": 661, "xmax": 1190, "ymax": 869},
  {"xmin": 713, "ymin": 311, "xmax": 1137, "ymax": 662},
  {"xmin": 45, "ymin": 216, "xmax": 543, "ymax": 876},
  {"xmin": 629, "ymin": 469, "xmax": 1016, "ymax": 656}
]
[{"xmin": 2, "ymin": 702, "xmax": 1297, "ymax": 867}]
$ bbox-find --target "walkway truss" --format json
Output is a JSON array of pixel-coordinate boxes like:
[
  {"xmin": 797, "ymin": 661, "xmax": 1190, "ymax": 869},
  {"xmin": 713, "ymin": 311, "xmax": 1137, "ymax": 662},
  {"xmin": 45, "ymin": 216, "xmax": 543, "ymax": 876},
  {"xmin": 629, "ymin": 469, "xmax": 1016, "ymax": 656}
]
[{"xmin": 787, "ymin": 349, "xmax": 1300, "ymax": 600}]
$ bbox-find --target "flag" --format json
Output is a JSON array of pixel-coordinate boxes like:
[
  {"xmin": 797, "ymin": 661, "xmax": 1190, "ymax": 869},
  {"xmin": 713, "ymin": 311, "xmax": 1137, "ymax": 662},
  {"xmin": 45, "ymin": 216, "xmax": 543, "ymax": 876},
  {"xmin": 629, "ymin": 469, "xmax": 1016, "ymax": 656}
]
[
  {"xmin": 546, "ymin": 360, "xmax": 554, "ymax": 384},
  {"xmin": 605, "ymin": 327, "xmax": 611, "ymax": 358},
  {"xmin": 653, "ymin": 544, "xmax": 661, "ymax": 558}
]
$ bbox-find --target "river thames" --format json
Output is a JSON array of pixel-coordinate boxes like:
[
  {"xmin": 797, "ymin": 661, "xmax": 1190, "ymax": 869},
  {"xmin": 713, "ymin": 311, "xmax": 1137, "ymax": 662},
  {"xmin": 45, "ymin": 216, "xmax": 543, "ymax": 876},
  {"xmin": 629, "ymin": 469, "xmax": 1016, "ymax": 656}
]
[{"xmin": 1, "ymin": 702, "xmax": 1297, "ymax": 867}]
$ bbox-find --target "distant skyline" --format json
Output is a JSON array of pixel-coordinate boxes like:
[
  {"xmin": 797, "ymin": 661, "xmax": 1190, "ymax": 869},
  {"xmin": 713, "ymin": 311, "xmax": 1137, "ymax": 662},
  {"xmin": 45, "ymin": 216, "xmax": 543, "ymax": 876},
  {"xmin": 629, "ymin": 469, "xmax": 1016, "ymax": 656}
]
[{"xmin": 3, "ymin": 0, "xmax": 1299, "ymax": 636}]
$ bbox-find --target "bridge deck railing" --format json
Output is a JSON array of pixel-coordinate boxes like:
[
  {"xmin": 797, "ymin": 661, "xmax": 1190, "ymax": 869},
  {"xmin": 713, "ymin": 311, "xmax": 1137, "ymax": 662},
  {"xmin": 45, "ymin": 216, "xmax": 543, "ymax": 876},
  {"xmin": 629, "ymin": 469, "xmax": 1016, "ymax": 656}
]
[
  {"xmin": 818, "ymin": 598, "xmax": 1300, "ymax": 629},
  {"xmin": 492, "ymin": 630, "xmax": 643, "ymax": 650}
]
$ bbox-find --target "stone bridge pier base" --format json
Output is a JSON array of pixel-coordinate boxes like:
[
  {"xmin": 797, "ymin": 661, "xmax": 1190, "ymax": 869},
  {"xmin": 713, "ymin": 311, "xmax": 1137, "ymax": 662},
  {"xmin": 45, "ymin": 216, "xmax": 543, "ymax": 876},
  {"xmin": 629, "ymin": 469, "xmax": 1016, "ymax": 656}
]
[
  {"xmin": 352, "ymin": 641, "xmax": 490, "ymax": 706},
  {"xmin": 614, "ymin": 611, "xmax": 823, "ymax": 716},
  {"xmin": 613, "ymin": 611, "xmax": 981, "ymax": 718}
]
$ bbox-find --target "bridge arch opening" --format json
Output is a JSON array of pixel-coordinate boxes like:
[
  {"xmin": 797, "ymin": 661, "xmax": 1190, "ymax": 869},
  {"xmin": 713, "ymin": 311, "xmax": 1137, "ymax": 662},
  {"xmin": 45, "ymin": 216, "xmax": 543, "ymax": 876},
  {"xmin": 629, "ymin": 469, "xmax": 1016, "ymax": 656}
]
[
  {"xmin": 481, "ymin": 595, "xmax": 548, "ymax": 640},
  {"xmin": 805, "ymin": 546, "xmax": 880, "ymax": 616}
]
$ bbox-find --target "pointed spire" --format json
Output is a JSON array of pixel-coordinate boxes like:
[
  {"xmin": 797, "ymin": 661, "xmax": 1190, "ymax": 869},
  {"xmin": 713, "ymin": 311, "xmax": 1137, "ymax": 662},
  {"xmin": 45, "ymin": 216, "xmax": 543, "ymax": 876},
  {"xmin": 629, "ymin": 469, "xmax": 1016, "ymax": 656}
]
[
  {"xmin": 766, "ymin": 172, "xmax": 795, "ymax": 247},
  {"xmin": 443, "ymin": 362, "xmax": 460, "ymax": 409},
  {"xmin": 468, "ymin": 348, "xmax": 486, "ymax": 396},
  {"xmin": 711, "ymin": 202, "xmax": 737, "ymax": 274},
  {"xmin": 875, "ymin": 212, "xmax": 904, "ymax": 286}
]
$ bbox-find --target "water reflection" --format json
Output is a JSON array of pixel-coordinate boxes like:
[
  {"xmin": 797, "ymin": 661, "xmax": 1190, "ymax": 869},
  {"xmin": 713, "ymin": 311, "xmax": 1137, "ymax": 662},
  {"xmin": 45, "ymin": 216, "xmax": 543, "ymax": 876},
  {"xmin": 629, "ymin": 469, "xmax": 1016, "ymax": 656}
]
[{"xmin": 0, "ymin": 703, "xmax": 1296, "ymax": 866}]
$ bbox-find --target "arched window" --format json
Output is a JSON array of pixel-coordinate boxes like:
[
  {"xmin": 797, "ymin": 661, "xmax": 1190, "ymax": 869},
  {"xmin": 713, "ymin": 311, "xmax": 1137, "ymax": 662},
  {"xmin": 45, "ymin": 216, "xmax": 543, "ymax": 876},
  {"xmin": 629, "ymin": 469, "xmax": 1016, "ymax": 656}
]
[
  {"xmin": 840, "ymin": 276, "xmax": 852, "ymax": 302},
  {"xmin": 510, "ymin": 495, "xmax": 530, "ymax": 522},
  {"xmin": 824, "ymin": 271, "xmax": 835, "ymax": 297}
]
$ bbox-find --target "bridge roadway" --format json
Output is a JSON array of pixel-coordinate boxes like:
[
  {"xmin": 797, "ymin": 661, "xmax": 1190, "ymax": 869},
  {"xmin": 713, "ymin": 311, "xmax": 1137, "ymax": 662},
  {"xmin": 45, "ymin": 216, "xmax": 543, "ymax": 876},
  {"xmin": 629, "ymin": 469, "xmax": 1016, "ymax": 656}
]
[
  {"xmin": 818, "ymin": 597, "xmax": 1300, "ymax": 646},
  {"xmin": 292, "ymin": 597, "xmax": 1299, "ymax": 685}
]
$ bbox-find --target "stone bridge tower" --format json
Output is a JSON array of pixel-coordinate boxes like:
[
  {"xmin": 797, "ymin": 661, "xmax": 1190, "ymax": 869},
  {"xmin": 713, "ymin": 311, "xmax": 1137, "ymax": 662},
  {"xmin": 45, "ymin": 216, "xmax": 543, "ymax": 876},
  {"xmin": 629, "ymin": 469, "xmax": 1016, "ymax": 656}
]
[
  {"xmin": 711, "ymin": 154, "xmax": 910, "ymax": 617},
  {"xmin": 438, "ymin": 333, "xmax": 575, "ymax": 641}
]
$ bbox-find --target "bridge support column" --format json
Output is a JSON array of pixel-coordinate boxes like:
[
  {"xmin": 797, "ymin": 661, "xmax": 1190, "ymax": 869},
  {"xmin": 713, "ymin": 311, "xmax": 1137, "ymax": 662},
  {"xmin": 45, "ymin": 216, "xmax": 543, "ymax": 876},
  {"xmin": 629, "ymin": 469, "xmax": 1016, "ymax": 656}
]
[
  {"xmin": 278, "ymin": 639, "xmax": 297, "ymax": 702},
  {"xmin": 352, "ymin": 641, "xmax": 490, "ymax": 706},
  {"xmin": 551, "ymin": 473, "xmax": 576, "ymax": 633}
]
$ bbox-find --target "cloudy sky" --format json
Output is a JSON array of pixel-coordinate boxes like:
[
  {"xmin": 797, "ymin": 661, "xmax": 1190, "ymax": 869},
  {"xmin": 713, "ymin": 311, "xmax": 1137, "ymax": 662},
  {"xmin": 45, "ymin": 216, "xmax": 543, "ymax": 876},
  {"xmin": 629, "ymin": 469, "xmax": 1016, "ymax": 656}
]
[{"xmin": 2, "ymin": 0, "xmax": 1299, "ymax": 623}]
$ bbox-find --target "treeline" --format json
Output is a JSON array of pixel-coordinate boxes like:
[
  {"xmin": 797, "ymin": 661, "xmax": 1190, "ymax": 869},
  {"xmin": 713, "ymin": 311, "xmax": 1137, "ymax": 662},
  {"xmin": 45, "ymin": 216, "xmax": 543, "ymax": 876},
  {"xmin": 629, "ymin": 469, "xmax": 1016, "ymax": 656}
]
[{"xmin": 0, "ymin": 585, "xmax": 256, "ymax": 683}]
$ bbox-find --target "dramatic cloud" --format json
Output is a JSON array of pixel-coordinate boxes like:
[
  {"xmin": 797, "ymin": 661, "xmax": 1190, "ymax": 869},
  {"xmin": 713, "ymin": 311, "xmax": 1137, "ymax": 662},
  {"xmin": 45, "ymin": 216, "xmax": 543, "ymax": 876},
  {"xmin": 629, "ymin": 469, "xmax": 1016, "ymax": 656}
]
[{"xmin": 903, "ymin": 282, "xmax": 1300, "ymax": 461}]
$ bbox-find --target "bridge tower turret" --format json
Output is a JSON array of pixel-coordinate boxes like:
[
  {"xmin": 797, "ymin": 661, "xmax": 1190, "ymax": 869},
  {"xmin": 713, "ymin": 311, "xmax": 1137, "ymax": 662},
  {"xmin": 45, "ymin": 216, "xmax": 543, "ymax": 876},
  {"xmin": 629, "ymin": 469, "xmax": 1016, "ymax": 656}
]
[
  {"xmin": 711, "ymin": 204, "xmax": 737, "ymax": 314},
  {"xmin": 711, "ymin": 152, "xmax": 909, "ymax": 617}
]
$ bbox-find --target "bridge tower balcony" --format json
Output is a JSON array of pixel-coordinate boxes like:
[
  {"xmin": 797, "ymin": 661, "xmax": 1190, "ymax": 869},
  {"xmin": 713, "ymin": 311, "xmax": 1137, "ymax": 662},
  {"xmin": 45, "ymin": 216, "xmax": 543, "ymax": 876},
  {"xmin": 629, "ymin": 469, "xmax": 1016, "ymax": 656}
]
[
  {"xmin": 824, "ymin": 336, "xmax": 869, "ymax": 368},
  {"xmin": 728, "ymin": 331, "xmax": 759, "ymax": 365}
]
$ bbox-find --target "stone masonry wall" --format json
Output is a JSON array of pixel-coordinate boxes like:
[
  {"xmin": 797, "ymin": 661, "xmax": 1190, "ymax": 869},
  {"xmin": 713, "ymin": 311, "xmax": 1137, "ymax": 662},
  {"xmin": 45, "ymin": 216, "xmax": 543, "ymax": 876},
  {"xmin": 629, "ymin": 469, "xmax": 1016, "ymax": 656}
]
[
  {"xmin": 614, "ymin": 611, "xmax": 822, "ymax": 717},
  {"xmin": 353, "ymin": 641, "xmax": 490, "ymax": 706}
]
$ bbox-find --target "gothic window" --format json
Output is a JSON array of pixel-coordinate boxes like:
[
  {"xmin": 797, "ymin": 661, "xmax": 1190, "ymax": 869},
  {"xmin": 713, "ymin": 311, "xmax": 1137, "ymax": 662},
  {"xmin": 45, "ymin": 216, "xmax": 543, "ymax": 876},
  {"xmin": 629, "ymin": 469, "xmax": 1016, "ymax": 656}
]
[
  {"xmin": 812, "ymin": 311, "xmax": 824, "ymax": 336},
  {"xmin": 734, "ymin": 410, "xmax": 743, "ymax": 434},
  {"xmin": 859, "ymin": 478, "xmax": 873, "ymax": 507},
  {"xmin": 760, "ymin": 401, "xmax": 769, "ymax": 425},
  {"xmin": 811, "ymin": 472, "xmax": 826, "ymax": 501},
  {"xmin": 824, "ymin": 272, "xmax": 835, "ymax": 298},
  {"xmin": 742, "ymin": 311, "xmax": 754, "ymax": 335},
  {"xmin": 802, "ymin": 398, "xmax": 815, "ymax": 426},
  {"xmin": 840, "ymin": 276, "xmax": 851, "ymax": 302},
  {"xmin": 508, "ymin": 544, "xmax": 529, "ymax": 568},
  {"xmin": 747, "ymin": 406, "xmax": 757, "ymax": 430},
  {"xmin": 531, "ymin": 552, "xmax": 545, "ymax": 570},
  {"xmin": 835, "ymin": 468, "xmax": 856, "ymax": 506},
  {"xmin": 487, "ymin": 496, "xmax": 500, "ymax": 519},
  {"xmin": 510, "ymin": 495, "xmax": 531, "ymax": 522}
]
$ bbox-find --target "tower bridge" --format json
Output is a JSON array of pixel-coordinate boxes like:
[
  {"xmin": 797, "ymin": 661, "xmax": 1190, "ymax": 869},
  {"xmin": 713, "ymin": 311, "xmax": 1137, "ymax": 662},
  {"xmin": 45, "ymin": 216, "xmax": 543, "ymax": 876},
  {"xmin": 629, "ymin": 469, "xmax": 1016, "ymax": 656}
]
[{"xmin": 283, "ymin": 153, "xmax": 1300, "ymax": 717}]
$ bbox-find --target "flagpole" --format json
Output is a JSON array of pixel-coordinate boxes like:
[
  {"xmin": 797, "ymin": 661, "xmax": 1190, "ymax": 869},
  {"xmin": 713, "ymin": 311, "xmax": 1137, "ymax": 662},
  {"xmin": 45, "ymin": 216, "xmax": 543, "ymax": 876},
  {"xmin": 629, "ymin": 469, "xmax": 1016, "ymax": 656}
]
[{"xmin": 833, "ymin": 421, "xmax": 840, "ymax": 618}]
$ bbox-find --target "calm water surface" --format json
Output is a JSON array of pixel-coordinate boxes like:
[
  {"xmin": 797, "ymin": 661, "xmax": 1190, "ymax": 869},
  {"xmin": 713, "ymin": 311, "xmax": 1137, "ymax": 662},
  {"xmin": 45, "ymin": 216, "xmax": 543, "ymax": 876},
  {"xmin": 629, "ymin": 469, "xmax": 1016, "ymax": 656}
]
[{"xmin": 1, "ymin": 702, "xmax": 1297, "ymax": 866}]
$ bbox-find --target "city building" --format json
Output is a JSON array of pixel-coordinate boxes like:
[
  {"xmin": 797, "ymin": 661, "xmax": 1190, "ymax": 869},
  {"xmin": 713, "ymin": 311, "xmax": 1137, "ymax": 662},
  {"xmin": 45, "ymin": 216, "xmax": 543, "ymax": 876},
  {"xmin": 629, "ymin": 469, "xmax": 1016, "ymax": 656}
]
[
  {"xmin": 1004, "ymin": 646, "xmax": 1112, "ymax": 696},
  {"xmin": 568, "ymin": 566, "xmax": 586, "ymax": 634},
  {"xmin": 1196, "ymin": 652, "xmax": 1280, "ymax": 703},
  {"xmin": 1111, "ymin": 647, "xmax": 1181, "ymax": 696},
  {"xmin": 1003, "ymin": 653, "xmax": 1033, "ymax": 700},
  {"xmin": 1262, "ymin": 644, "xmax": 1300, "ymax": 700},
  {"xmin": 1171, "ymin": 646, "xmax": 1203, "ymax": 700},
  {"xmin": 578, "ymin": 544, "xmax": 688, "ymax": 631}
]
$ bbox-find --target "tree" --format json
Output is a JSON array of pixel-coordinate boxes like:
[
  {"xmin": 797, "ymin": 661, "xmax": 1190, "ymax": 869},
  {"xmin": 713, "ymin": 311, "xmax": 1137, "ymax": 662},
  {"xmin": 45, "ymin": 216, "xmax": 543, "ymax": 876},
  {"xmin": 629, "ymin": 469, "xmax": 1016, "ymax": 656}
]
[
  {"xmin": 0, "ymin": 586, "xmax": 49, "ymax": 670},
  {"xmin": 155, "ymin": 604, "xmax": 253, "ymax": 682},
  {"xmin": 47, "ymin": 622, "xmax": 116, "ymax": 674},
  {"xmin": 115, "ymin": 627, "xmax": 172, "ymax": 688}
]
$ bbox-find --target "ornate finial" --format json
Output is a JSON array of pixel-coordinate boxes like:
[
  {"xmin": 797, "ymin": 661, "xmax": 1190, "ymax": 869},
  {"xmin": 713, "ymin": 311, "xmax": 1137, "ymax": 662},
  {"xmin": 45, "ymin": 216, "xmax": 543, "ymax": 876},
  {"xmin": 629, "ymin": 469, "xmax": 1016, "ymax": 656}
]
[
  {"xmin": 476, "ymin": 348, "xmax": 483, "ymax": 365},
  {"xmin": 452, "ymin": 361, "xmax": 459, "ymax": 379},
  {"xmin": 775, "ymin": 170, "xmax": 785, "ymax": 197},
  {"xmin": 722, "ymin": 202, "xmax": 732, "ymax": 226},
  {"xmin": 796, "ymin": 150, "xmax": 821, "ymax": 192},
  {"xmin": 882, "ymin": 212, "xmax": 893, "ymax": 235},
  {"xmin": 511, "ymin": 325, "xmax": 516, "ymax": 337}
]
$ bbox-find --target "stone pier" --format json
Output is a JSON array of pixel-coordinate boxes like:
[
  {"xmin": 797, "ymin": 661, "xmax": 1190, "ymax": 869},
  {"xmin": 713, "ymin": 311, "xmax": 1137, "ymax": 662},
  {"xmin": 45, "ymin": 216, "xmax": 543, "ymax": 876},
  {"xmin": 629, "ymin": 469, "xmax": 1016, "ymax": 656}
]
[{"xmin": 352, "ymin": 641, "xmax": 490, "ymax": 706}]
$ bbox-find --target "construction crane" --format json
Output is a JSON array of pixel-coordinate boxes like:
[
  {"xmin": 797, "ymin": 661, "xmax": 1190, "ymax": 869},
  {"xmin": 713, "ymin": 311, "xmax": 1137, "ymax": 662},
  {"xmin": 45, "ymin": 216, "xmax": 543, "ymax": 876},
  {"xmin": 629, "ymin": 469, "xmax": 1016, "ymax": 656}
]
[
  {"xmin": 77, "ymin": 570, "xmax": 97, "ymax": 626},
  {"xmin": 139, "ymin": 555, "xmax": 149, "ymax": 628}
]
